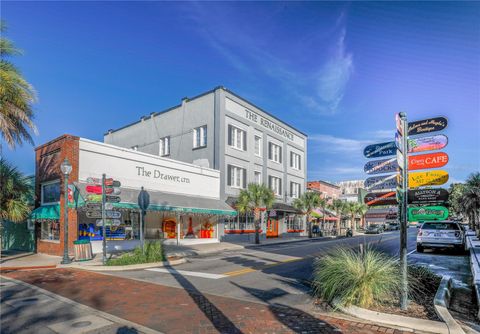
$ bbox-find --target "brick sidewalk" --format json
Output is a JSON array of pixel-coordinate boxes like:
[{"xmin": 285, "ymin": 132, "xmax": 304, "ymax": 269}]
[{"xmin": 4, "ymin": 268, "xmax": 409, "ymax": 334}]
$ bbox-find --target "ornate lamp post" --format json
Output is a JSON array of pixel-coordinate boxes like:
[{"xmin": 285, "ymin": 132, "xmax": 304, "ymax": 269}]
[{"xmin": 60, "ymin": 158, "xmax": 72, "ymax": 264}]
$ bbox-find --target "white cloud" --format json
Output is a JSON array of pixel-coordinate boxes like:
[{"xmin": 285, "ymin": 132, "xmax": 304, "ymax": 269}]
[{"xmin": 309, "ymin": 134, "xmax": 369, "ymax": 152}]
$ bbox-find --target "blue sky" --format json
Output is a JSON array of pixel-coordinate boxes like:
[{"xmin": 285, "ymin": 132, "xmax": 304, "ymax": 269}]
[{"xmin": 3, "ymin": 1, "xmax": 479, "ymax": 184}]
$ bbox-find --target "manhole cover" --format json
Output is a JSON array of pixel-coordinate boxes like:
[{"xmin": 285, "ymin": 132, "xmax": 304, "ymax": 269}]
[{"xmin": 71, "ymin": 321, "xmax": 92, "ymax": 328}]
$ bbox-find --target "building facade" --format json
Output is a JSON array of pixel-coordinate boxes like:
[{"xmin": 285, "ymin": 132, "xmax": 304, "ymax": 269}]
[
  {"xmin": 337, "ymin": 180, "xmax": 367, "ymax": 203},
  {"xmin": 306, "ymin": 180, "xmax": 340, "ymax": 203},
  {"xmin": 104, "ymin": 87, "xmax": 307, "ymax": 241},
  {"xmin": 31, "ymin": 135, "xmax": 235, "ymax": 256}
]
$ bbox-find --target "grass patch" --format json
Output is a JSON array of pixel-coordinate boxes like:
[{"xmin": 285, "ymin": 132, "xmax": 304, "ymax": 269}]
[
  {"xmin": 106, "ymin": 241, "xmax": 165, "ymax": 266},
  {"xmin": 313, "ymin": 247, "xmax": 400, "ymax": 308}
]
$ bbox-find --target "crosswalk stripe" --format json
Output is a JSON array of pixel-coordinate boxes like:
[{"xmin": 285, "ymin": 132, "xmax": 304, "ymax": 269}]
[{"xmin": 145, "ymin": 268, "xmax": 227, "ymax": 279}]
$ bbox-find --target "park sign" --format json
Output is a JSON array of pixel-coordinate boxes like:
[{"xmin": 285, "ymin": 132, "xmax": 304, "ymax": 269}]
[
  {"xmin": 408, "ymin": 206, "xmax": 449, "ymax": 221},
  {"xmin": 408, "ymin": 117, "xmax": 448, "ymax": 136},
  {"xmin": 364, "ymin": 191, "xmax": 397, "ymax": 206},
  {"xmin": 364, "ymin": 174, "xmax": 398, "ymax": 191},
  {"xmin": 409, "ymin": 170, "xmax": 449, "ymax": 188},
  {"xmin": 408, "ymin": 134, "xmax": 448, "ymax": 153},
  {"xmin": 363, "ymin": 141, "xmax": 397, "ymax": 159},
  {"xmin": 408, "ymin": 152, "xmax": 449, "ymax": 171},
  {"xmin": 364, "ymin": 157, "xmax": 398, "ymax": 175},
  {"xmin": 408, "ymin": 188, "xmax": 449, "ymax": 205}
]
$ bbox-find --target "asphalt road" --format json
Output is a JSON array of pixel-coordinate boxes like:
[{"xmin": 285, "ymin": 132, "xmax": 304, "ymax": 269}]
[{"xmin": 105, "ymin": 228, "xmax": 418, "ymax": 308}]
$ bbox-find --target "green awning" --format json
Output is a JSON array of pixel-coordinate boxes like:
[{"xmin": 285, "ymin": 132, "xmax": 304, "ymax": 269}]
[{"xmin": 30, "ymin": 204, "xmax": 60, "ymax": 220}]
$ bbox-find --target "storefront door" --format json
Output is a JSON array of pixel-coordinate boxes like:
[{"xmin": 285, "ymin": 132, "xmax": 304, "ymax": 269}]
[{"xmin": 266, "ymin": 218, "xmax": 279, "ymax": 238}]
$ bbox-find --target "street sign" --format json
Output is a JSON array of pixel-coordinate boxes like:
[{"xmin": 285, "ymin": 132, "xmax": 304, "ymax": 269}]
[
  {"xmin": 408, "ymin": 117, "xmax": 448, "ymax": 136},
  {"xmin": 363, "ymin": 141, "xmax": 397, "ymax": 158},
  {"xmin": 408, "ymin": 170, "xmax": 449, "ymax": 188},
  {"xmin": 86, "ymin": 194, "xmax": 121, "ymax": 203},
  {"xmin": 96, "ymin": 219, "xmax": 122, "ymax": 227},
  {"xmin": 365, "ymin": 207, "xmax": 397, "ymax": 221},
  {"xmin": 87, "ymin": 177, "xmax": 121, "ymax": 187},
  {"xmin": 408, "ymin": 188, "xmax": 449, "ymax": 205},
  {"xmin": 86, "ymin": 210, "xmax": 121, "ymax": 219},
  {"xmin": 396, "ymin": 150, "xmax": 405, "ymax": 170},
  {"xmin": 408, "ymin": 152, "xmax": 449, "ymax": 171},
  {"xmin": 138, "ymin": 187, "xmax": 150, "ymax": 211},
  {"xmin": 364, "ymin": 191, "xmax": 398, "ymax": 206},
  {"xmin": 364, "ymin": 157, "xmax": 398, "ymax": 175},
  {"xmin": 395, "ymin": 132, "xmax": 404, "ymax": 152},
  {"xmin": 408, "ymin": 134, "xmax": 448, "ymax": 153},
  {"xmin": 408, "ymin": 206, "xmax": 449, "ymax": 221},
  {"xmin": 396, "ymin": 113, "xmax": 403, "ymax": 134},
  {"xmin": 85, "ymin": 185, "xmax": 121, "ymax": 195},
  {"xmin": 364, "ymin": 174, "xmax": 398, "ymax": 191}
]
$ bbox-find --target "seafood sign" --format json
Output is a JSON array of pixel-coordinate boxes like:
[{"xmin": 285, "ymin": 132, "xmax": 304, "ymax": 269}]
[
  {"xmin": 408, "ymin": 152, "xmax": 449, "ymax": 171},
  {"xmin": 408, "ymin": 170, "xmax": 449, "ymax": 188},
  {"xmin": 408, "ymin": 134, "xmax": 448, "ymax": 153},
  {"xmin": 364, "ymin": 174, "xmax": 398, "ymax": 191},
  {"xmin": 408, "ymin": 117, "xmax": 448, "ymax": 136},
  {"xmin": 364, "ymin": 191, "xmax": 398, "ymax": 206},
  {"xmin": 364, "ymin": 157, "xmax": 399, "ymax": 175},
  {"xmin": 408, "ymin": 188, "xmax": 449, "ymax": 205},
  {"xmin": 363, "ymin": 141, "xmax": 397, "ymax": 158},
  {"xmin": 408, "ymin": 206, "xmax": 449, "ymax": 221}
]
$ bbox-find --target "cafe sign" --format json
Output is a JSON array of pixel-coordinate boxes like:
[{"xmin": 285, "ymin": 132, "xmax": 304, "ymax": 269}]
[
  {"xmin": 408, "ymin": 134, "xmax": 448, "ymax": 153},
  {"xmin": 408, "ymin": 117, "xmax": 448, "ymax": 136},
  {"xmin": 408, "ymin": 206, "xmax": 449, "ymax": 221},
  {"xmin": 364, "ymin": 157, "xmax": 398, "ymax": 175},
  {"xmin": 363, "ymin": 141, "xmax": 397, "ymax": 159},
  {"xmin": 409, "ymin": 170, "xmax": 449, "ymax": 188},
  {"xmin": 408, "ymin": 152, "xmax": 449, "ymax": 171},
  {"xmin": 408, "ymin": 188, "xmax": 449, "ymax": 205}
]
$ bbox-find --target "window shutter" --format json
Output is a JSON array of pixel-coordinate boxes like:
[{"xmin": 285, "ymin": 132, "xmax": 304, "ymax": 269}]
[
  {"xmin": 279, "ymin": 178, "xmax": 282, "ymax": 195},
  {"xmin": 203, "ymin": 126, "xmax": 207, "ymax": 146},
  {"xmin": 279, "ymin": 147, "xmax": 282, "ymax": 163},
  {"xmin": 227, "ymin": 165, "xmax": 232, "ymax": 186},
  {"xmin": 228, "ymin": 125, "xmax": 232, "ymax": 146},
  {"xmin": 290, "ymin": 182, "xmax": 293, "ymax": 197},
  {"xmin": 268, "ymin": 176, "xmax": 272, "ymax": 189},
  {"xmin": 299, "ymin": 155, "xmax": 301, "ymax": 170},
  {"xmin": 242, "ymin": 168, "xmax": 246, "ymax": 188},
  {"xmin": 242, "ymin": 131, "xmax": 247, "ymax": 151},
  {"xmin": 268, "ymin": 143, "xmax": 272, "ymax": 160},
  {"xmin": 290, "ymin": 152, "xmax": 293, "ymax": 167}
]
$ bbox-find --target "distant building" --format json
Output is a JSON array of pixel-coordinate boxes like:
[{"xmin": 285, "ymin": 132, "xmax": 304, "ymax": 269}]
[
  {"xmin": 337, "ymin": 180, "xmax": 367, "ymax": 203},
  {"xmin": 306, "ymin": 180, "xmax": 340, "ymax": 203}
]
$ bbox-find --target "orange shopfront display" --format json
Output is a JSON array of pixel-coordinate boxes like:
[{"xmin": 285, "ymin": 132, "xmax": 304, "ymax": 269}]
[
  {"xmin": 162, "ymin": 219, "xmax": 177, "ymax": 239},
  {"xmin": 266, "ymin": 218, "xmax": 279, "ymax": 238}
]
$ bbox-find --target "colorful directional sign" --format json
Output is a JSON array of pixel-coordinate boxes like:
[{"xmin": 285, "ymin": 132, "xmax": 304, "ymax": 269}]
[
  {"xmin": 86, "ymin": 210, "xmax": 122, "ymax": 219},
  {"xmin": 364, "ymin": 191, "xmax": 398, "ymax": 206},
  {"xmin": 408, "ymin": 134, "xmax": 448, "ymax": 153},
  {"xmin": 408, "ymin": 170, "xmax": 449, "ymax": 188},
  {"xmin": 408, "ymin": 206, "xmax": 449, "ymax": 221},
  {"xmin": 408, "ymin": 152, "xmax": 448, "ymax": 171},
  {"xmin": 395, "ymin": 132, "xmax": 404, "ymax": 153},
  {"xmin": 86, "ymin": 177, "xmax": 121, "ymax": 188},
  {"xmin": 96, "ymin": 219, "xmax": 122, "ymax": 227},
  {"xmin": 85, "ymin": 185, "xmax": 121, "ymax": 195},
  {"xmin": 85, "ymin": 194, "xmax": 121, "ymax": 203},
  {"xmin": 363, "ymin": 141, "xmax": 397, "ymax": 159},
  {"xmin": 408, "ymin": 188, "xmax": 449, "ymax": 205},
  {"xmin": 408, "ymin": 117, "xmax": 448, "ymax": 136},
  {"xmin": 364, "ymin": 157, "xmax": 398, "ymax": 175},
  {"xmin": 364, "ymin": 174, "xmax": 398, "ymax": 191}
]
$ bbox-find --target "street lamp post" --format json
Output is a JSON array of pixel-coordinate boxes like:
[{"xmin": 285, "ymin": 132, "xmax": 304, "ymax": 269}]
[{"xmin": 60, "ymin": 158, "xmax": 72, "ymax": 264}]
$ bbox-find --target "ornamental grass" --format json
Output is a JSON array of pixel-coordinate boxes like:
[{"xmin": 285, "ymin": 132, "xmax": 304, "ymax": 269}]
[
  {"xmin": 312, "ymin": 247, "xmax": 400, "ymax": 308},
  {"xmin": 106, "ymin": 240, "xmax": 165, "ymax": 266}
]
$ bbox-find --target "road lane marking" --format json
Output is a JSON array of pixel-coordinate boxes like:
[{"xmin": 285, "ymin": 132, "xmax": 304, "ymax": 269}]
[
  {"xmin": 407, "ymin": 249, "xmax": 416, "ymax": 256},
  {"xmin": 145, "ymin": 268, "xmax": 227, "ymax": 279},
  {"xmin": 223, "ymin": 268, "xmax": 257, "ymax": 277}
]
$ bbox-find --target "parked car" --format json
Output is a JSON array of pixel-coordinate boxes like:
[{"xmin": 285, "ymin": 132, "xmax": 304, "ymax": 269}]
[
  {"xmin": 416, "ymin": 220, "xmax": 466, "ymax": 253},
  {"xmin": 365, "ymin": 224, "xmax": 384, "ymax": 234},
  {"xmin": 385, "ymin": 221, "xmax": 400, "ymax": 231}
]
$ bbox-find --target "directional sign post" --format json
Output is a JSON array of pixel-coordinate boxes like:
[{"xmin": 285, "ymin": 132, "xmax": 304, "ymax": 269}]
[
  {"xmin": 138, "ymin": 187, "xmax": 150, "ymax": 254},
  {"xmin": 102, "ymin": 174, "xmax": 107, "ymax": 265},
  {"xmin": 397, "ymin": 112, "xmax": 409, "ymax": 311}
]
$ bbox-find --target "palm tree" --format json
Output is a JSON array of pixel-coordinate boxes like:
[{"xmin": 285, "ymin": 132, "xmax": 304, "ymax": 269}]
[
  {"xmin": 318, "ymin": 197, "xmax": 328, "ymax": 231},
  {"xmin": 293, "ymin": 191, "xmax": 321, "ymax": 238},
  {"xmin": 0, "ymin": 21, "xmax": 37, "ymax": 149},
  {"xmin": 0, "ymin": 159, "xmax": 32, "ymax": 253},
  {"xmin": 345, "ymin": 202, "xmax": 360, "ymax": 231},
  {"xmin": 329, "ymin": 199, "xmax": 345, "ymax": 236},
  {"xmin": 356, "ymin": 203, "xmax": 368, "ymax": 230},
  {"xmin": 237, "ymin": 183, "xmax": 275, "ymax": 244},
  {"xmin": 461, "ymin": 172, "xmax": 480, "ymax": 234}
]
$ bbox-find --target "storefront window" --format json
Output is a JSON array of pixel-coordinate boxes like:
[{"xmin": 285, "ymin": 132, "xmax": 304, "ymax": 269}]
[
  {"xmin": 41, "ymin": 180, "xmax": 60, "ymax": 204},
  {"xmin": 286, "ymin": 215, "xmax": 303, "ymax": 231},
  {"xmin": 41, "ymin": 220, "xmax": 60, "ymax": 241},
  {"xmin": 225, "ymin": 214, "xmax": 255, "ymax": 230}
]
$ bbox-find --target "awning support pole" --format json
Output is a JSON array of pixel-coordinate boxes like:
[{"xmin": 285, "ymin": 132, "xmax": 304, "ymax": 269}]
[{"xmin": 176, "ymin": 214, "xmax": 180, "ymax": 246}]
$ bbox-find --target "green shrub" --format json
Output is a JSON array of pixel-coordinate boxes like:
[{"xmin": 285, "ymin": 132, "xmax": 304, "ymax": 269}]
[
  {"xmin": 312, "ymin": 247, "xmax": 400, "ymax": 308},
  {"xmin": 407, "ymin": 265, "xmax": 441, "ymax": 303},
  {"xmin": 106, "ymin": 241, "xmax": 165, "ymax": 266}
]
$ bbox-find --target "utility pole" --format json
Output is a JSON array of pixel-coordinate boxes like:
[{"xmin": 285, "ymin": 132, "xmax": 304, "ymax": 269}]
[{"xmin": 398, "ymin": 112, "xmax": 409, "ymax": 310}]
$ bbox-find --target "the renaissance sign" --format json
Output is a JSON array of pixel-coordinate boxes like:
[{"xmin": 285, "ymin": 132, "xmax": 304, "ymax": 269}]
[{"xmin": 225, "ymin": 98, "xmax": 305, "ymax": 148}]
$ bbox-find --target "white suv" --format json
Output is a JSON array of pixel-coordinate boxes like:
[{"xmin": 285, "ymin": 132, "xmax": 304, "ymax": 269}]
[{"xmin": 416, "ymin": 221, "xmax": 465, "ymax": 253}]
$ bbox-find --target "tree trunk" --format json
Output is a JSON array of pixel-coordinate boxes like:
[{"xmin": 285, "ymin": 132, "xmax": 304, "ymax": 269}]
[
  {"xmin": 322, "ymin": 207, "xmax": 326, "ymax": 234},
  {"xmin": 307, "ymin": 214, "xmax": 312, "ymax": 238},
  {"xmin": 254, "ymin": 208, "xmax": 260, "ymax": 244}
]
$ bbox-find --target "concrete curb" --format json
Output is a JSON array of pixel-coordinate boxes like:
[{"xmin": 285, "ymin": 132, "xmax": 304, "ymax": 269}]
[
  {"xmin": 0, "ymin": 275, "xmax": 163, "ymax": 334},
  {"xmin": 434, "ymin": 275, "xmax": 466, "ymax": 334},
  {"xmin": 467, "ymin": 236, "xmax": 480, "ymax": 320},
  {"xmin": 59, "ymin": 258, "xmax": 186, "ymax": 271},
  {"xmin": 0, "ymin": 264, "xmax": 57, "ymax": 272},
  {"xmin": 334, "ymin": 301, "xmax": 449, "ymax": 334}
]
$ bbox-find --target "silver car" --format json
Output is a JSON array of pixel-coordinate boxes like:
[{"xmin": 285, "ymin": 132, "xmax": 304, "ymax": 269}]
[{"xmin": 416, "ymin": 220, "xmax": 465, "ymax": 253}]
